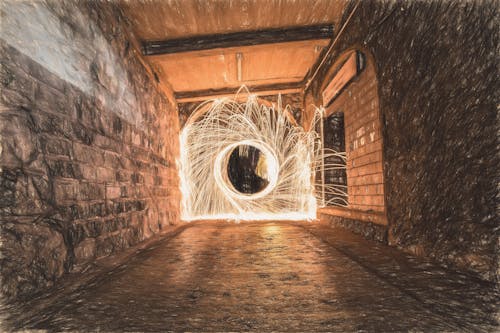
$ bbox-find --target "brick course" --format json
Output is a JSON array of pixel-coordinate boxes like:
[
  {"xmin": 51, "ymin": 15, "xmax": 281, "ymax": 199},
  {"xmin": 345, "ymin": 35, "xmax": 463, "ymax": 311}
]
[{"xmin": 322, "ymin": 52, "xmax": 386, "ymax": 215}]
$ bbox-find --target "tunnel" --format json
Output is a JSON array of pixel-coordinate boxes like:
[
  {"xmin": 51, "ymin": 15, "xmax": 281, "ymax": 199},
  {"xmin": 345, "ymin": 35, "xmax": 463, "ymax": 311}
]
[{"xmin": 0, "ymin": 0, "xmax": 498, "ymax": 331}]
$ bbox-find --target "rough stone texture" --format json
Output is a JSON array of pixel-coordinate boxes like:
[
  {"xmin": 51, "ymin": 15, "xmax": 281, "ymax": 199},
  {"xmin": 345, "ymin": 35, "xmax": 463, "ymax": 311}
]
[
  {"xmin": 5, "ymin": 221, "xmax": 498, "ymax": 332},
  {"xmin": 306, "ymin": 1, "xmax": 499, "ymax": 282},
  {"xmin": 319, "ymin": 213, "xmax": 388, "ymax": 243},
  {"xmin": 1, "ymin": 219, "xmax": 67, "ymax": 297},
  {"xmin": 0, "ymin": 1, "xmax": 180, "ymax": 301},
  {"xmin": 177, "ymin": 93, "xmax": 303, "ymax": 128}
]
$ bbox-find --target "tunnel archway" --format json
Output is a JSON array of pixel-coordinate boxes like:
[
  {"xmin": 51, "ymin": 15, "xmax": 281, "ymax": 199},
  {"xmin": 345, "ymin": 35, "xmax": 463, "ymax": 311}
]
[
  {"xmin": 179, "ymin": 92, "xmax": 316, "ymax": 221},
  {"xmin": 314, "ymin": 47, "xmax": 388, "ymax": 225}
]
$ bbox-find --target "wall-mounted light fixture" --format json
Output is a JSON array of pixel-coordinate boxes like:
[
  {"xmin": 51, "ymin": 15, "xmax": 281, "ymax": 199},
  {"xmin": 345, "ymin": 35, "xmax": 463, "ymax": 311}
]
[{"xmin": 322, "ymin": 51, "xmax": 365, "ymax": 107}]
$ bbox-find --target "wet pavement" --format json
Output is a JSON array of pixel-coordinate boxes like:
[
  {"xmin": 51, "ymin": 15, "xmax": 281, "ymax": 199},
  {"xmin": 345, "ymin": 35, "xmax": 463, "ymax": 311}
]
[{"xmin": 6, "ymin": 221, "xmax": 499, "ymax": 332}]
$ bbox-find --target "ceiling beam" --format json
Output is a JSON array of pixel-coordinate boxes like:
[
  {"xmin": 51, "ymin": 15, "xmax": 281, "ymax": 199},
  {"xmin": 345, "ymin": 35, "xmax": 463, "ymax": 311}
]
[
  {"xmin": 175, "ymin": 82, "xmax": 303, "ymax": 103},
  {"xmin": 142, "ymin": 24, "xmax": 334, "ymax": 56}
]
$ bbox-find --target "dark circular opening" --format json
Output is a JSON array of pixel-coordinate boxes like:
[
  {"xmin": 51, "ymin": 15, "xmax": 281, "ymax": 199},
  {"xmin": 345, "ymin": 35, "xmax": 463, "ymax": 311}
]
[{"xmin": 227, "ymin": 145, "xmax": 270, "ymax": 194}]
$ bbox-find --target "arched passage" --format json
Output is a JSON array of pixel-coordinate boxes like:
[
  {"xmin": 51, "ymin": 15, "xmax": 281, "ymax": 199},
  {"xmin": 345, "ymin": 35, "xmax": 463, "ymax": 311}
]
[
  {"xmin": 309, "ymin": 47, "xmax": 388, "ymax": 229},
  {"xmin": 179, "ymin": 94, "xmax": 315, "ymax": 220}
]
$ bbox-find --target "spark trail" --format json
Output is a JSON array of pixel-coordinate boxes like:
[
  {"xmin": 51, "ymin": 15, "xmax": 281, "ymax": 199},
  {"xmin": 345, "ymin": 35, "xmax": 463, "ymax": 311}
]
[{"xmin": 178, "ymin": 87, "xmax": 347, "ymax": 221}]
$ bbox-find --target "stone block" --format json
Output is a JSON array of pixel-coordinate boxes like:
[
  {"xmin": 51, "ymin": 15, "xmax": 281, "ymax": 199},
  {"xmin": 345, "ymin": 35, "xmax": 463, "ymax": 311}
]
[
  {"xmin": 80, "ymin": 218, "xmax": 104, "ymax": 238},
  {"xmin": 106, "ymin": 200, "xmax": 124, "ymax": 215},
  {"xmin": 73, "ymin": 142, "xmax": 104, "ymax": 165},
  {"xmin": 130, "ymin": 172, "xmax": 144, "ymax": 184},
  {"xmin": 79, "ymin": 164, "xmax": 97, "ymax": 181},
  {"xmin": 96, "ymin": 167, "xmax": 115, "ymax": 183},
  {"xmin": 31, "ymin": 111, "xmax": 72, "ymax": 138},
  {"xmin": 46, "ymin": 159, "xmax": 83, "ymax": 179},
  {"xmin": 79, "ymin": 181, "xmax": 105, "ymax": 201},
  {"xmin": 74, "ymin": 238, "xmax": 96, "ymax": 266},
  {"xmin": 0, "ymin": 80, "xmax": 33, "ymax": 110},
  {"xmin": 0, "ymin": 169, "xmax": 19, "ymax": 214},
  {"xmin": 103, "ymin": 151, "xmax": 123, "ymax": 169},
  {"xmin": 34, "ymin": 80, "xmax": 67, "ymax": 116},
  {"xmin": 93, "ymin": 134, "xmax": 121, "ymax": 153},
  {"xmin": 40, "ymin": 135, "xmax": 73, "ymax": 158},
  {"xmin": 13, "ymin": 174, "xmax": 50, "ymax": 215},
  {"xmin": 106, "ymin": 185, "xmax": 121, "ymax": 200},
  {"xmin": 71, "ymin": 122, "xmax": 95, "ymax": 146},
  {"xmin": 59, "ymin": 202, "xmax": 105, "ymax": 221},
  {"xmin": 54, "ymin": 179, "xmax": 79, "ymax": 202},
  {"xmin": 0, "ymin": 220, "xmax": 67, "ymax": 300},
  {"xmin": 95, "ymin": 235, "xmax": 116, "ymax": 258},
  {"xmin": 58, "ymin": 203, "xmax": 80, "ymax": 221},
  {"xmin": 0, "ymin": 61, "xmax": 36, "ymax": 106},
  {"xmin": 88, "ymin": 201, "xmax": 106, "ymax": 218},
  {"xmin": 0, "ymin": 112, "xmax": 39, "ymax": 168},
  {"xmin": 115, "ymin": 169, "xmax": 131, "ymax": 182}
]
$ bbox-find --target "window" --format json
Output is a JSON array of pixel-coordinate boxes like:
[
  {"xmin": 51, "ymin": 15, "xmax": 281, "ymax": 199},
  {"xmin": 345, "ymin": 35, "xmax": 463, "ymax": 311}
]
[{"xmin": 316, "ymin": 111, "xmax": 348, "ymax": 207}]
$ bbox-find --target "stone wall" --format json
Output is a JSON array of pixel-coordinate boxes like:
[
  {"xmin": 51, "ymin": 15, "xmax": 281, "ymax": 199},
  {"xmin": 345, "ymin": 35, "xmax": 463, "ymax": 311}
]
[
  {"xmin": 307, "ymin": 1, "xmax": 498, "ymax": 281},
  {"xmin": 0, "ymin": 0, "xmax": 180, "ymax": 301},
  {"xmin": 318, "ymin": 213, "xmax": 387, "ymax": 243}
]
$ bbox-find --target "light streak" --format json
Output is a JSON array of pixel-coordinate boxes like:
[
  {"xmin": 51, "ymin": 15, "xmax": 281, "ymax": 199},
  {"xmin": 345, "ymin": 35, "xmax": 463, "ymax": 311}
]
[
  {"xmin": 178, "ymin": 87, "xmax": 347, "ymax": 221},
  {"xmin": 310, "ymin": 107, "xmax": 349, "ymax": 208}
]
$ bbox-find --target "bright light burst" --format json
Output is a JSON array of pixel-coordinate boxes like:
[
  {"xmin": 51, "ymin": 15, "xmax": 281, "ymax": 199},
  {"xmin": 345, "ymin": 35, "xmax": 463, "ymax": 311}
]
[{"xmin": 178, "ymin": 87, "xmax": 347, "ymax": 221}]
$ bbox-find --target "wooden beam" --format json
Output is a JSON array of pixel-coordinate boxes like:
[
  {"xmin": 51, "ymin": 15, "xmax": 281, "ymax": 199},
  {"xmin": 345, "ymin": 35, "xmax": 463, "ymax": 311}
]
[
  {"xmin": 142, "ymin": 24, "xmax": 334, "ymax": 56},
  {"xmin": 175, "ymin": 82, "xmax": 303, "ymax": 103},
  {"xmin": 176, "ymin": 88, "xmax": 303, "ymax": 103}
]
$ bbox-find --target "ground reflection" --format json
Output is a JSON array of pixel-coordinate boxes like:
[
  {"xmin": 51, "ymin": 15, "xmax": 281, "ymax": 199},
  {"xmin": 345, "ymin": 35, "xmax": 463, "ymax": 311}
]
[{"xmin": 8, "ymin": 221, "xmax": 498, "ymax": 332}]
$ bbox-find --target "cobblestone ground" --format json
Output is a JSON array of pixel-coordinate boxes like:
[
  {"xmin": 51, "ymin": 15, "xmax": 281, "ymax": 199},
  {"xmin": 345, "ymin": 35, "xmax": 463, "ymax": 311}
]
[{"xmin": 9, "ymin": 221, "xmax": 500, "ymax": 332}]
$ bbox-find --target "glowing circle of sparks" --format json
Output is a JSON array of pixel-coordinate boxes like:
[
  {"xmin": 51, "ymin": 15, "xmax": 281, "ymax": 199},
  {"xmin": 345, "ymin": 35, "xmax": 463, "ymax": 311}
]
[
  {"xmin": 213, "ymin": 139, "xmax": 279, "ymax": 201},
  {"xmin": 178, "ymin": 88, "xmax": 318, "ymax": 221},
  {"xmin": 177, "ymin": 87, "xmax": 348, "ymax": 221}
]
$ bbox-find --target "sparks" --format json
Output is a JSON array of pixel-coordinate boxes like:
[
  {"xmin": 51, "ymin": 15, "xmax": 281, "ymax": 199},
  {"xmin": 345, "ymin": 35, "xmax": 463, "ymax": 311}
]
[{"xmin": 178, "ymin": 87, "xmax": 347, "ymax": 221}]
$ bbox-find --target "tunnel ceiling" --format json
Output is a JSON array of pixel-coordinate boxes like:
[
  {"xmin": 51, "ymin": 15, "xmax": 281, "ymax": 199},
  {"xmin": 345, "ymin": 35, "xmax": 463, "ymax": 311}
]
[{"xmin": 119, "ymin": 0, "xmax": 347, "ymax": 101}]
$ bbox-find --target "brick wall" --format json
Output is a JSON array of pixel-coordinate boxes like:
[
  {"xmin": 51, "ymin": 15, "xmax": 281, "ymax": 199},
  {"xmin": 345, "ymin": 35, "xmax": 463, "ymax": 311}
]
[
  {"xmin": 323, "ymin": 53, "xmax": 385, "ymax": 215},
  {"xmin": 310, "ymin": 50, "xmax": 386, "ymax": 221},
  {"xmin": 0, "ymin": 1, "xmax": 180, "ymax": 301},
  {"xmin": 306, "ymin": 1, "xmax": 498, "ymax": 281}
]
